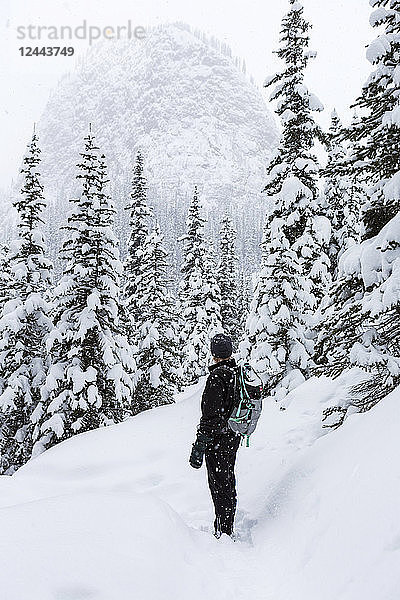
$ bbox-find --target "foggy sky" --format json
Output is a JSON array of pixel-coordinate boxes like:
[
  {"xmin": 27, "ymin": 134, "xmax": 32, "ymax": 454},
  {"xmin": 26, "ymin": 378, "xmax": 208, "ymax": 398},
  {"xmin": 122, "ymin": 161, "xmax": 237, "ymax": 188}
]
[{"xmin": 0, "ymin": 0, "xmax": 372, "ymax": 188}]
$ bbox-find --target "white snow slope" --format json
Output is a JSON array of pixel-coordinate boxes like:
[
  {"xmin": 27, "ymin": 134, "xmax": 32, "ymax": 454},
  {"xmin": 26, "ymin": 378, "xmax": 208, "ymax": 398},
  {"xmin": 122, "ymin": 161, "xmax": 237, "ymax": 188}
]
[{"xmin": 0, "ymin": 370, "xmax": 399, "ymax": 600}]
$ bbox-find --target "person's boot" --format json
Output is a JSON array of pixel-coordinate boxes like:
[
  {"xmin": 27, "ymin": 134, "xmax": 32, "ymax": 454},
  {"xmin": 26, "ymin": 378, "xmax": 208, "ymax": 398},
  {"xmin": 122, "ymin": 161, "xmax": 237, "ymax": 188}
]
[
  {"xmin": 213, "ymin": 516, "xmax": 222, "ymax": 539},
  {"xmin": 213, "ymin": 529, "xmax": 222, "ymax": 539}
]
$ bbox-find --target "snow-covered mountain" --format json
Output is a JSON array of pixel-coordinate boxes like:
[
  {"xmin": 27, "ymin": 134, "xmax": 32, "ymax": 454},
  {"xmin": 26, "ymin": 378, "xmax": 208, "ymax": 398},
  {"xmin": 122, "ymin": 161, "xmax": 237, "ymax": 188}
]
[
  {"xmin": 34, "ymin": 23, "xmax": 278, "ymax": 270},
  {"xmin": 1, "ymin": 371, "xmax": 399, "ymax": 599}
]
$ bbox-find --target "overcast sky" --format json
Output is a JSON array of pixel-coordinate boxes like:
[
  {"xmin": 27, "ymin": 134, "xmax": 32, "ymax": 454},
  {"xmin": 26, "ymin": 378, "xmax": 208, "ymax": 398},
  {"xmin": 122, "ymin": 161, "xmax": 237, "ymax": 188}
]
[{"xmin": 0, "ymin": 0, "xmax": 372, "ymax": 188}]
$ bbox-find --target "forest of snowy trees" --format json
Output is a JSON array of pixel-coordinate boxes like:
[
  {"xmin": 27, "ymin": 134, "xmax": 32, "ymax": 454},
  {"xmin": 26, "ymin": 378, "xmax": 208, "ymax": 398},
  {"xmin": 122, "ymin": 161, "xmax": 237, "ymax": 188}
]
[
  {"xmin": 0, "ymin": 130, "xmax": 244, "ymax": 474},
  {"xmin": 242, "ymin": 0, "xmax": 400, "ymax": 426},
  {"xmin": 1, "ymin": 0, "xmax": 400, "ymax": 473}
]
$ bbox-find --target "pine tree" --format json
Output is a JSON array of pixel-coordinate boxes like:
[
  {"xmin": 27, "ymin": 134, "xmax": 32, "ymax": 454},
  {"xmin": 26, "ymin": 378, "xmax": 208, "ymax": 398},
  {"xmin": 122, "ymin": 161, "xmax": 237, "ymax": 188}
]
[
  {"xmin": 323, "ymin": 110, "xmax": 360, "ymax": 277},
  {"xmin": 313, "ymin": 112, "xmax": 364, "ymax": 371},
  {"xmin": 33, "ymin": 130, "xmax": 135, "ymax": 455},
  {"xmin": 179, "ymin": 187, "xmax": 223, "ymax": 384},
  {"xmin": 179, "ymin": 187, "xmax": 206, "ymax": 301},
  {"xmin": 343, "ymin": 2, "xmax": 400, "ymax": 400},
  {"xmin": 243, "ymin": 215, "xmax": 312, "ymax": 399},
  {"xmin": 317, "ymin": 214, "xmax": 400, "ymax": 426},
  {"xmin": 348, "ymin": 0, "xmax": 400, "ymax": 239},
  {"xmin": 123, "ymin": 151, "xmax": 153, "ymax": 331},
  {"xmin": 217, "ymin": 215, "xmax": 240, "ymax": 346},
  {"xmin": 244, "ymin": 0, "xmax": 330, "ymax": 398},
  {"xmin": 237, "ymin": 270, "xmax": 250, "ymax": 337},
  {"xmin": 346, "ymin": 110, "xmax": 369, "ymax": 241},
  {"xmin": 313, "ymin": 271, "xmax": 365, "ymax": 375},
  {"xmin": 317, "ymin": 3, "xmax": 400, "ymax": 419},
  {"xmin": 203, "ymin": 243, "xmax": 223, "ymax": 339},
  {"xmin": 0, "ymin": 132, "xmax": 53, "ymax": 474},
  {"xmin": 134, "ymin": 222, "xmax": 182, "ymax": 412}
]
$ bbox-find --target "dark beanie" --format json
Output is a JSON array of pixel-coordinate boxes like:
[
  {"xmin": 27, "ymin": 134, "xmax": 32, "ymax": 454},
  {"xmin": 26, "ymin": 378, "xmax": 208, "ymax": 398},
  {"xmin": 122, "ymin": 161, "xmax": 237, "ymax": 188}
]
[{"xmin": 211, "ymin": 333, "xmax": 233, "ymax": 359}]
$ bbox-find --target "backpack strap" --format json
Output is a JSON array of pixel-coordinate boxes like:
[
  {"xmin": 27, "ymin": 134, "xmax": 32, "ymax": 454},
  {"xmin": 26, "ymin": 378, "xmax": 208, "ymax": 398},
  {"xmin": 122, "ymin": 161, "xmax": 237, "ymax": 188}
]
[
  {"xmin": 239, "ymin": 433, "xmax": 250, "ymax": 447},
  {"xmin": 218, "ymin": 364, "xmax": 248, "ymax": 420},
  {"xmin": 239, "ymin": 367, "xmax": 250, "ymax": 402}
]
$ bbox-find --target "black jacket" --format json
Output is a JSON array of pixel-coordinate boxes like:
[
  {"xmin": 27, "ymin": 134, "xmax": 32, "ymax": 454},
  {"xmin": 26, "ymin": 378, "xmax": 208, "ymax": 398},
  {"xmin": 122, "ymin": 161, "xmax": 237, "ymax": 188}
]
[{"xmin": 198, "ymin": 357, "xmax": 237, "ymax": 440}]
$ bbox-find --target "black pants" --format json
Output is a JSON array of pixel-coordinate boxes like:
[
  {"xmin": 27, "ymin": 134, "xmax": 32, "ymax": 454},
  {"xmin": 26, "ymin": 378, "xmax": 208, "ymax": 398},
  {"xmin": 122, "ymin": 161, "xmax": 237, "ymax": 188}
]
[{"xmin": 205, "ymin": 430, "xmax": 241, "ymax": 535}]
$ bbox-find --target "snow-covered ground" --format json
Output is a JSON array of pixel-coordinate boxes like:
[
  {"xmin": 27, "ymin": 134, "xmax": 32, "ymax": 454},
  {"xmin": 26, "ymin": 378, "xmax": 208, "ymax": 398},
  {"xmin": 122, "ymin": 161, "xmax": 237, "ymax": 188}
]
[{"xmin": 1, "ymin": 370, "xmax": 399, "ymax": 600}]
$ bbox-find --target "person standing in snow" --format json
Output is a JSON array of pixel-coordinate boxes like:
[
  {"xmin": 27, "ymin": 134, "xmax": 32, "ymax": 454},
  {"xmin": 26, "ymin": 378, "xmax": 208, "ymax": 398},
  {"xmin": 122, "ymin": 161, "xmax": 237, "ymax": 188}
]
[{"xmin": 189, "ymin": 333, "xmax": 241, "ymax": 539}]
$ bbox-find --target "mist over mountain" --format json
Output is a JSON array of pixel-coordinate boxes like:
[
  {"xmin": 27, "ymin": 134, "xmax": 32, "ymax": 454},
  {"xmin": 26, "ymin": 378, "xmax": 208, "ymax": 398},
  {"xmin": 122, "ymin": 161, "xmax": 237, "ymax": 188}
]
[{"xmin": 17, "ymin": 23, "xmax": 279, "ymax": 273}]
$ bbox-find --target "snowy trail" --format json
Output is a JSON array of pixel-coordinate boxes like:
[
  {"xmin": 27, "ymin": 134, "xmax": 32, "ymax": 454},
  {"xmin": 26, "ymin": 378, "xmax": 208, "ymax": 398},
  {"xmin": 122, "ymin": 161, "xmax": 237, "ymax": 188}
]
[
  {"xmin": 0, "ymin": 378, "xmax": 263, "ymax": 600},
  {"xmin": 1, "ymin": 370, "xmax": 400, "ymax": 599}
]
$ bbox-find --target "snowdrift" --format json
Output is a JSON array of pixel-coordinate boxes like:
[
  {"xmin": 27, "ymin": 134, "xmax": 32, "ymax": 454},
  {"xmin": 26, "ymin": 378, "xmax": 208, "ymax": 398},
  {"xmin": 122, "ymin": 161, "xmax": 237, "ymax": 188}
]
[{"xmin": 0, "ymin": 371, "xmax": 399, "ymax": 600}]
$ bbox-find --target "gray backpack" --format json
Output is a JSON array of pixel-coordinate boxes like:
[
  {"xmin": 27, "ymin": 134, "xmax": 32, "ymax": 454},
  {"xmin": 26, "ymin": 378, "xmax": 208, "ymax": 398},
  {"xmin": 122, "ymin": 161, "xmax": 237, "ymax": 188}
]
[{"xmin": 220, "ymin": 363, "xmax": 264, "ymax": 446}]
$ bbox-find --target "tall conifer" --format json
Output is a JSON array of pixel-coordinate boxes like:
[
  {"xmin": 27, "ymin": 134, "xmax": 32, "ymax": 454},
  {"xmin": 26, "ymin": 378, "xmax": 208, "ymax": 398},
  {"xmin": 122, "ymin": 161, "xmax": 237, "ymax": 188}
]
[
  {"xmin": 33, "ymin": 130, "xmax": 135, "ymax": 455},
  {"xmin": 0, "ymin": 132, "xmax": 53, "ymax": 473}
]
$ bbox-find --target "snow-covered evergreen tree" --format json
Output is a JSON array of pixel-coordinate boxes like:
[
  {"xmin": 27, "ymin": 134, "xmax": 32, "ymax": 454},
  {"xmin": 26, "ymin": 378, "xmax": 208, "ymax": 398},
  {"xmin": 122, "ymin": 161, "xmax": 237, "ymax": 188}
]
[
  {"xmin": 242, "ymin": 214, "xmax": 311, "ymax": 399},
  {"xmin": 123, "ymin": 151, "xmax": 153, "ymax": 332},
  {"xmin": 316, "ymin": 3, "xmax": 400, "ymax": 419},
  {"xmin": 237, "ymin": 270, "xmax": 250, "ymax": 338},
  {"xmin": 0, "ymin": 132, "xmax": 53, "ymax": 474},
  {"xmin": 0, "ymin": 244, "xmax": 11, "ymax": 311},
  {"xmin": 313, "ymin": 270, "xmax": 365, "ymax": 376},
  {"xmin": 319, "ymin": 213, "xmax": 400, "ymax": 426},
  {"xmin": 318, "ymin": 2, "xmax": 400, "ymax": 384},
  {"xmin": 323, "ymin": 110, "xmax": 360, "ymax": 277},
  {"xmin": 243, "ymin": 0, "xmax": 329, "ymax": 399},
  {"xmin": 33, "ymin": 131, "xmax": 135, "ymax": 455},
  {"xmin": 314, "ymin": 112, "xmax": 365, "ymax": 371},
  {"xmin": 134, "ymin": 222, "xmax": 182, "ymax": 412},
  {"xmin": 217, "ymin": 215, "xmax": 240, "ymax": 344},
  {"xmin": 179, "ymin": 187, "xmax": 223, "ymax": 384},
  {"xmin": 345, "ymin": 110, "xmax": 370, "ymax": 241},
  {"xmin": 203, "ymin": 243, "xmax": 223, "ymax": 338},
  {"xmin": 348, "ymin": 0, "xmax": 400, "ymax": 240}
]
